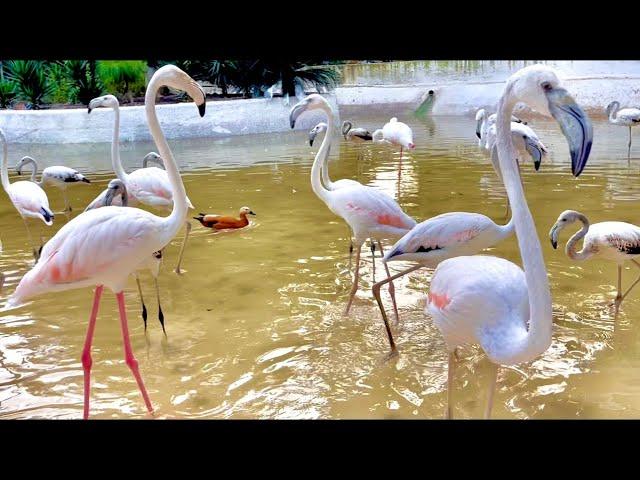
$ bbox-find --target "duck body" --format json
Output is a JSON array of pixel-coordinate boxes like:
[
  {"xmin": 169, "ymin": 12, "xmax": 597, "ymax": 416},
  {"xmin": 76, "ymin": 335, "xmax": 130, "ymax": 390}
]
[{"xmin": 193, "ymin": 207, "xmax": 256, "ymax": 230}]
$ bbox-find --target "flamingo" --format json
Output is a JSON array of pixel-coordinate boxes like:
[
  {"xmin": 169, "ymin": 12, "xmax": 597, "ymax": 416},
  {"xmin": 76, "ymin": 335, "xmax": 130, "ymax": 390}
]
[
  {"xmin": 341, "ymin": 121, "xmax": 373, "ymax": 143},
  {"xmin": 0, "ymin": 129, "xmax": 54, "ymax": 260},
  {"xmin": 550, "ymin": 210, "xmax": 640, "ymax": 308},
  {"xmin": 15, "ymin": 156, "xmax": 91, "ymax": 213},
  {"xmin": 87, "ymin": 94, "xmax": 195, "ymax": 275},
  {"xmin": 484, "ymin": 120, "xmax": 548, "ymax": 172},
  {"xmin": 6, "ymin": 65, "xmax": 206, "ymax": 419},
  {"xmin": 425, "ymin": 65, "xmax": 592, "ymax": 419},
  {"xmin": 372, "ymin": 211, "xmax": 515, "ymax": 353},
  {"xmin": 606, "ymin": 101, "xmax": 640, "ymax": 158},
  {"xmin": 88, "ymin": 178, "xmax": 166, "ymax": 334},
  {"xmin": 290, "ymin": 94, "xmax": 417, "ymax": 315},
  {"xmin": 475, "ymin": 109, "xmax": 525, "ymax": 146},
  {"xmin": 309, "ymin": 122, "xmax": 379, "ymax": 276},
  {"xmin": 379, "ymin": 117, "xmax": 415, "ymax": 175}
]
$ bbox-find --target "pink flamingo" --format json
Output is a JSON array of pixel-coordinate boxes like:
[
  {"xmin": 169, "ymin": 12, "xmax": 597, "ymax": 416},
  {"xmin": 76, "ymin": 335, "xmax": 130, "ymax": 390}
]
[
  {"xmin": 87, "ymin": 95, "xmax": 195, "ymax": 275},
  {"xmin": 377, "ymin": 117, "xmax": 415, "ymax": 175},
  {"xmin": 0, "ymin": 129, "xmax": 54, "ymax": 260},
  {"xmin": 426, "ymin": 65, "xmax": 592, "ymax": 418},
  {"xmin": 7, "ymin": 65, "xmax": 206, "ymax": 419},
  {"xmin": 290, "ymin": 94, "xmax": 416, "ymax": 315}
]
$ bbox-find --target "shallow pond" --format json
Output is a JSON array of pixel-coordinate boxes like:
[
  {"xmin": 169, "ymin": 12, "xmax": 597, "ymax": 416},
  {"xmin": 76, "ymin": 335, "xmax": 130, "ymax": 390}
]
[{"xmin": 1, "ymin": 112, "xmax": 640, "ymax": 419}]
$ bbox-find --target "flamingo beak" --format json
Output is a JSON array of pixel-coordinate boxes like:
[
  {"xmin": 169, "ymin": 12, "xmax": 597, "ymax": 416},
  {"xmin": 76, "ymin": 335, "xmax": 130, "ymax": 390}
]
[
  {"xmin": 546, "ymin": 87, "xmax": 593, "ymax": 177},
  {"xmin": 198, "ymin": 102, "xmax": 206, "ymax": 117},
  {"xmin": 549, "ymin": 224, "xmax": 560, "ymax": 249},
  {"xmin": 309, "ymin": 130, "xmax": 318, "ymax": 147},
  {"xmin": 289, "ymin": 102, "xmax": 307, "ymax": 129}
]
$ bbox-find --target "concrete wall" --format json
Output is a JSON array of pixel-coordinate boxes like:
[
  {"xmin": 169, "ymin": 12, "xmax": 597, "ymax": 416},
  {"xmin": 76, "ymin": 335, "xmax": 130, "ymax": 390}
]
[{"xmin": 1, "ymin": 61, "xmax": 639, "ymax": 144}]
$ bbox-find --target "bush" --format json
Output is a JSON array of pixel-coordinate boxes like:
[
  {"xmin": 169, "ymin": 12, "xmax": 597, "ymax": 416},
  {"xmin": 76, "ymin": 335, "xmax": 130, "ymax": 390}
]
[
  {"xmin": 5, "ymin": 60, "xmax": 54, "ymax": 108},
  {"xmin": 0, "ymin": 79, "xmax": 16, "ymax": 108},
  {"xmin": 46, "ymin": 62, "xmax": 73, "ymax": 104},
  {"xmin": 97, "ymin": 61, "xmax": 146, "ymax": 102},
  {"xmin": 62, "ymin": 60, "xmax": 104, "ymax": 105}
]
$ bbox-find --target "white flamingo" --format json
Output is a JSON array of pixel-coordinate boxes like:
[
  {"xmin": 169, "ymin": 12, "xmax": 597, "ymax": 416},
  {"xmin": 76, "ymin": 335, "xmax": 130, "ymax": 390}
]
[
  {"xmin": 550, "ymin": 209, "xmax": 640, "ymax": 308},
  {"xmin": 87, "ymin": 94, "xmax": 195, "ymax": 275},
  {"xmin": 379, "ymin": 117, "xmax": 415, "ymax": 175},
  {"xmin": 7, "ymin": 65, "xmax": 206, "ymax": 419},
  {"xmin": 606, "ymin": 101, "xmax": 640, "ymax": 158},
  {"xmin": 373, "ymin": 211, "xmax": 514, "ymax": 352},
  {"xmin": 15, "ymin": 156, "xmax": 90, "ymax": 213},
  {"xmin": 291, "ymin": 95, "xmax": 417, "ymax": 316},
  {"xmin": 309, "ymin": 122, "xmax": 379, "ymax": 275},
  {"xmin": 87, "ymin": 178, "xmax": 166, "ymax": 333},
  {"xmin": 0, "ymin": 129, "xmax": 54, "ymax": 260},
  {"xmin": 426, "ymin": 65, "xmax": 592, "ymax": 419}
]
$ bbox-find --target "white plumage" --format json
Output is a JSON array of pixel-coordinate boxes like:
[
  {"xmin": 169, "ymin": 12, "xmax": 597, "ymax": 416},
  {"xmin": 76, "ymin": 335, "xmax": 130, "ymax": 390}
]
[{"xmin": 606, "ymin": 101, "xmax": 640, "ymax": 157}]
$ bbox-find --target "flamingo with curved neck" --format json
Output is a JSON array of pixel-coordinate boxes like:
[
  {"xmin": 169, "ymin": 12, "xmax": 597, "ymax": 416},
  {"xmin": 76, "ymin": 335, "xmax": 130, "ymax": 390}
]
[
  {"xmin": 426, "ymin": 65, "xmax": 592, "ymax": 418},
  {"xmin": 550, "ymin": 209, "xmax": 640, "ymax": 308},
  {"xmin": 88, "ymin": 94, "xmax": 195, "ymax": 274},
  {"xmin": 290, "ymin": 94, "xmax": 416, "ymax": 316},
  {"xmin": 606, "ymin": 101, "xmax": 640, "ymax": 158},
  {"xmin": 0, "ymin": 129, "xmax": 54, "ymax": 260},
  {"xmin": 8, "ymin": 65, "xmax": 206, "ymax": 419}
]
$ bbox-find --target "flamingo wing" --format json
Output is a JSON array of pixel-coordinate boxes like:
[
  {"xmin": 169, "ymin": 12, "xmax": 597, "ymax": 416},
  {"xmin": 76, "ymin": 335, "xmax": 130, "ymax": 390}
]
[
  {"xmin": 590, "ymin": 221, "xmax": 640, "ymax": 254},
  {"xmin": 7, "ymin": 181, "xmax": 54, "ymax": 224},
  {"xmin": 127, "ymin": 167, "xmax": 194, "ymax": 210},
  {"xmin": 385, "ymin": 212, "xmax": 498, "ymax": 261},
  {"xmin": 43, "ymin": 166, "xmax": 90, "ymax": 185},
  {"xmin": 10, "ymin": 207, "xmax": 163, "ymax": 304}
]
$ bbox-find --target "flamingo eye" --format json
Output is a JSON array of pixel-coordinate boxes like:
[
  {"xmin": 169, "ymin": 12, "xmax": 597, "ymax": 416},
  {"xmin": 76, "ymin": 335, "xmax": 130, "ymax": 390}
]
[{"xmin": 541, "ymin": 82, "xmax": 553, "ymax": 91}]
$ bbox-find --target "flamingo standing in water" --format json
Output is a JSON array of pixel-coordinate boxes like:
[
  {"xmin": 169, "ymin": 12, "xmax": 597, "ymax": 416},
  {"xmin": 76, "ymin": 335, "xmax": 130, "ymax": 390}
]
[
  {"xmin": 7, "ymin": 65, "xmax": 206, "ymax": 419},
  {"xmin": 87, "ymin": 94, "xmax": 195, "ymax": 275},
  {"xmin": 342, "ymin": 121, "xmax": 373, "ymax": 143},
  {"xmin": 379, "ymin": 117, "xmax": 415, "ymax": 175},
  {"xmin": 372, "ymin": 211, "xmax": 515, "ymax": 352},
  {"xmin": 550, "ymin": 209, "xmax": 640, "ymax": 308},
  {"xmin": 426, "ymin": 65, "xmax": 592, "ymax": 419},
  {"xmin": 290, "ymin": 95, "xmax": 416, "ymax": 315},
  {"xmin": 0, "ymin": 129, "xmax": 54, "ymax": 260},
  {"xmin": 606, "ymin": 101, "xmax": 640, "ymax": 158},
  {"xmin": 86, "ymin": 178, "xmax": 166, "ymax": 334},
  {"xmin": 15, "ymin": 156, "xmax": 91, "ymax": 213},
  {"xmin": 309, "ymin": 122, "xmax": 379, "ymax": 277}
]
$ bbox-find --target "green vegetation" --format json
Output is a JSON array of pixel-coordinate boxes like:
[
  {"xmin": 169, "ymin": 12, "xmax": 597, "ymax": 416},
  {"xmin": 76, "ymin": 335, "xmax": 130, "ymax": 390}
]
[
  {"xmin": 0, "ymin": 59, "xmax": 345, "ymax": 109},
  {"xmin": 97, "ymin": 61, "xmax": 146, "ymax": 103}
]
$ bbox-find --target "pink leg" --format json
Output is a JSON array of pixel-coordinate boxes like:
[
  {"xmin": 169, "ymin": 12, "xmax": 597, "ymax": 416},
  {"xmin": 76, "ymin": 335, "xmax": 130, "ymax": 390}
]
[
  {"xmin": 82, "ymin": 285, "xmax": 103, "ymax": 420},
  {"xmin": 397, "ymin": 146, "xmax": 403, "ymax": 199},
  {"xmin": 116, "ymin": 291, "xmax": 154, "ymax": 415}
]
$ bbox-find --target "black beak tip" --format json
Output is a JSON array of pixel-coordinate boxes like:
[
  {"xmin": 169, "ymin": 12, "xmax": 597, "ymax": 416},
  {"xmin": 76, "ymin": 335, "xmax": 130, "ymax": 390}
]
[
  {"xmin": 87, "ymin": 107, "xmax": 92, "ymax": 114},
  {"xmin": 290, "ymin": 120, "xmax": 296, "ymax": 129},
  {"xmin": 198, "ymin": 102, "xmax": 206, "ymax": 117},
  {"xmin": 551, "ymin": 240, "xmax": 558, "ymax": 249},
  {"xmin": 534, "ymin": 160, "xmax": 541, "ymax": 172},
  {"xmin": 309, "ymin": 139, "xmax": 314, "ymax": 146},
  {"xmin": 475, "ymin": 132, "xmax": 481, "ymax": 139}
]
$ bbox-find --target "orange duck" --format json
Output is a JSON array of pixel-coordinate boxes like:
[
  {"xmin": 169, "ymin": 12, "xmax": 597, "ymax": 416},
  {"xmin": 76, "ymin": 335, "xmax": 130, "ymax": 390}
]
[{"xmin": 194, "ymin": 206, "xmax": 256, "ymax": 230}]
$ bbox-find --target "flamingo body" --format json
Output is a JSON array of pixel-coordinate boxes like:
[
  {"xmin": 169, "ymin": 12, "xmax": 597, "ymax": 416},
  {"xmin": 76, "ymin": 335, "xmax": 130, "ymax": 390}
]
[
  {"xmin": 6, "ymin": 180, "xmax": 54, "ymax": 225},
  {"xmin": 384, "ymin": 212, "xmax": 512, "ymax": 264},
  {"xmin": 381, "ymin": 117, "xmax": 415, "ymax": 149}
]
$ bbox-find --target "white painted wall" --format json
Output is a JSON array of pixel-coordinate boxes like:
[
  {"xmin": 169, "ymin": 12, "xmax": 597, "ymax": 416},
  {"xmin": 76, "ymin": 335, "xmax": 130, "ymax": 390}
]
[{"xmin": 1, "ymin": 61, "xmax": 639, "ymax": 144}]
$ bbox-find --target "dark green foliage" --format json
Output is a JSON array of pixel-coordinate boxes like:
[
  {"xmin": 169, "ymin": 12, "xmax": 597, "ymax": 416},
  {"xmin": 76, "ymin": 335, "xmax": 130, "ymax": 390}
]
[
  {"xmin": 0, "ymin": 79, "xmax": 16, "ymax": 108},
  {"xmin": 62, "ymin": 60, "xmax": 104, "ymax": 105},
  {"xmin": 97, "ymin": 61, "xmax": 146, "ymax": 102},
  {"xmin": 5, "ymin": 60, "xmax": 54, "ymax": 108}
]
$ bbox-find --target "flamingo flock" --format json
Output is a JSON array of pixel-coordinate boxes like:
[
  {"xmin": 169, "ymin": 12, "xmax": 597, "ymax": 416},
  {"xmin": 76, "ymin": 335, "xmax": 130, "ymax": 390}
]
[{"xmin": 5, "ymin": 60, "xmax": 640, "ymax": 421}]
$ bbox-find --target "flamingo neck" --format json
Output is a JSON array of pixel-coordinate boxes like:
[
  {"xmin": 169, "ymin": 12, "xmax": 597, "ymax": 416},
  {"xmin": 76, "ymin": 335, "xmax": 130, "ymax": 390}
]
[
  {"xmin": 565, "ymin": 214, "xmax": 592, "ymax": 261},
  {"xmin": 494, "ymin": 87, "xmax": 552, "ymax": 363},
  {"xmin": 145, "ymin": 76, "xmax": 189, "ymax": 242},
  {"xmin": 310, "ymin": 105, "xmax": 334, "ymax": 204},
  {"xmin": 320, "ymin": 134, "xmax": 336, "ymax": 190},
  {"xmin": 608, "ymin": 102, "xmax": 621, "ymax": 123},
  {"xmin": 21, "ymin": 157, "xmax": 41, "ymax": 185},
  {"xmin": 110, "ymin": 102, "xmax": 129, "ymax": 182},
  {"xmin": 0, "ymin": 130, "xmax": 9, "ymax": 192}
]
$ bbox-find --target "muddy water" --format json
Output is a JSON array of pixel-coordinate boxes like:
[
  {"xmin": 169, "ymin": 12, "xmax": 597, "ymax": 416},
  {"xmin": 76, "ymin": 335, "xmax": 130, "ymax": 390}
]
[{"xmin": 1, "ymin": 113, "xmax": 640, "ymax": 419}]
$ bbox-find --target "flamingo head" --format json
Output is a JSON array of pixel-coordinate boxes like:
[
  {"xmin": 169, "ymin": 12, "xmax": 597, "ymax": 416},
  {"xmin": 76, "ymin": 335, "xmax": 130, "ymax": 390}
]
[
  {"xmin": 153, "ymin": 65, "xmax": 207, "ymax": 117},
  {"xmin": 606, "ymin": 101, "xmax": 619, "ymax": 116},
  {"xmin": 506, "ymin": 65, "xmax": 592, "ymax": 177},
  {"xmin": 104, "ymin": 179, "xmax": 128, "ymax": 207},
  {"xmin": 549, "ymin": 209, "xmax": 584, "ymax": 249},
  {"xmin": 475, "ymin": 109, "xmax": 487, "ymax": 139},
  {"xmin": 142, "ymin": 152, "xmax": 164, "ymax": 169},
  {"xmin": 289, "ymin": 94, "xmax": 327, "ymax": 129},
  {"xmin": 15, "ymin": 156, "xmax": 36, "ymax": 175},
  {"xmin": 309, "ymin": 122, "xmax": 328, "ymax": 147},
  {"xmin": 87, "ymin": 94, "xmax": 119, "ymax": 114},
  {"xmin": 240, "ymin": 206, "xmax": 256, "ymax": 216}
]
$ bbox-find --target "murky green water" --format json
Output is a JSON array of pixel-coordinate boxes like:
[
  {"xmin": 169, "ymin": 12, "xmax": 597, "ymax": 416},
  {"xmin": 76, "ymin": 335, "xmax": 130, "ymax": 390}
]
[{"xmin": 1, "ymin": 112, "xmax": 640, "ymax": 419}]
